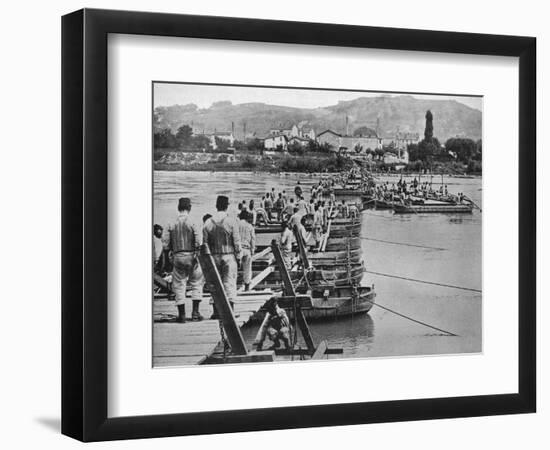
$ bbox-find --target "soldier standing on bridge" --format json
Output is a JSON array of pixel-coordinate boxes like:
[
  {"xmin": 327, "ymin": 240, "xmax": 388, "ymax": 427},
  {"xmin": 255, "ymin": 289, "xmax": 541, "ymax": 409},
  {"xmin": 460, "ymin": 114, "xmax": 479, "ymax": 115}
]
[
  {"xmin": 238, "ymin": 209, "xmax": 255, "ymax": 292},
  {"xmin": 203, "ymin": 195, "xmax": 242, "ymax": 318},
  {"xmin": 165, "ymin": 197, "xmax": 204, "ymax": 323}
]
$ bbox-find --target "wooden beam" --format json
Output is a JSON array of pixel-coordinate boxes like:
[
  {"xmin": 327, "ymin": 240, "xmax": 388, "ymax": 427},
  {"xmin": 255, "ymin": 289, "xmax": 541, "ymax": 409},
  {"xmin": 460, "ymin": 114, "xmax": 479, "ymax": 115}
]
[
  {"xmin": 220, "ymin": 351, "xmax": 275, "ymax": 364},
  {"xmin": 296, "ymin": 308, "xmax": 315, "ymax": 354},
  {"xmin": 320, "ymin": 206, "xmax": 333, "ymax": 252},
  {"xmin": 270, "ymin": 240, "xmax": 295, "ymax": 297},
  {"xmin": 198, "ymin": 244, "xmax": 248, "ymax": 355},
  {"xmin": 274, "ymin": 347, "xmax": 343, "ymax": 356},
  {"xmin": 311, "ymin": 341, "xmax": 329, "ymax": 360},
  {"xmin": 251, "ymin": 247, "xmax": 271, "ymax": 262},
  {"xmin": 275, "ymin": 295, "xmax": 313, "ymax": 309},
  {"xmin": 238, "ymin": 265, "xmax": 274, "ymax": 293}
]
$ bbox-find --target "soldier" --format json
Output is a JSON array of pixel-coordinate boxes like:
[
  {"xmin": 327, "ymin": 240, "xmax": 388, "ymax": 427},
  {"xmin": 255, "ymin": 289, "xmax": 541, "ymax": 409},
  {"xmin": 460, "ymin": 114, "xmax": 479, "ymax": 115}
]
[
  {"xmin": 164, "ymin": 198, "xmax": 204, "ymax": 323},
  {"xmin": 153, "ymin": 224, "xmax": 164, "ymax": 274},
  {"xmin": 280, "ymin": 221, "xmax": 293, "ymax": 268},
  {"xmin": 254, "ymin": 298, "xmax": 291, "ymax": 351},
  {"xmin": 312, "ymin": 203, "xmax": 324, "ymax": 250},
  {"xmin": 238, "ymin": 210, "xmax": 255, "ymax": 292},
  {"xmin": 203, "ymin": 195, "xmax": 242, "ymax": 318}
]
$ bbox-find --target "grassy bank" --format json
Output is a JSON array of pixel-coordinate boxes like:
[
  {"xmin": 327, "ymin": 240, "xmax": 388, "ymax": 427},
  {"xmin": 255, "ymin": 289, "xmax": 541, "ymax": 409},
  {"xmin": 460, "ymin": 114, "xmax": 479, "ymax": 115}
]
[
  {"xmin": 154, "ymin": 153, "xmax": 353, "ymax": 173},
  {"xmin": 154, "ymin": 151, "xmax": 481, "ymax": 175}
]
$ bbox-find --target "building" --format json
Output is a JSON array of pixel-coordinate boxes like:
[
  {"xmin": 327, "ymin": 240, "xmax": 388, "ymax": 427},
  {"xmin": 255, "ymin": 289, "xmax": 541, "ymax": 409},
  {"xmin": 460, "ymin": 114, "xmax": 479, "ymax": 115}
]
[
  {"xmin": 263, "ymin": 134, "xmax": 288, "ymax": 151},
  {"xmin": 211, "ymin": 131, "xmax": 235, "ymax": 146},
  {"xmin": 288, "ymin": 136, "xmax": 310, "ymax": 148},
  {"xmin": 382, "ymin": 131, "xmax": 420, "ymax": 149},
  {"xmin": 383, "ymin": 149, "xmax": 409, "ymax": 165},
  {"xmin": 269, "ymin": 127, "xmax": 293, "ymax": 138},
  {"xmin": 316, "ymin": 129, "xmax": 342, "ymax": 149},
  {"xmin": 317, "ymin": 129, "xmax": 382, "ymax": 153}
]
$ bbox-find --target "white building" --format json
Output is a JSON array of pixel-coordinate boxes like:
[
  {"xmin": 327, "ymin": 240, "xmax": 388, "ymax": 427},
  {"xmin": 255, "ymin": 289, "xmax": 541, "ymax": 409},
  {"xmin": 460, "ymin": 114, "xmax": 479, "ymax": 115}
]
[{"xmin": 263, "ymin": 134, "xmax": 288, "ymax": 151}]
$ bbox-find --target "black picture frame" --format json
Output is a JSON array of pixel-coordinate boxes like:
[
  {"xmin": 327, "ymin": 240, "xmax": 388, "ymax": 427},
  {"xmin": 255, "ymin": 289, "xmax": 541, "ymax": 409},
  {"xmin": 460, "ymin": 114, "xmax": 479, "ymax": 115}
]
[{"xmin": 61, "ymin": 8, "xmax": 536, "ymax": 442}]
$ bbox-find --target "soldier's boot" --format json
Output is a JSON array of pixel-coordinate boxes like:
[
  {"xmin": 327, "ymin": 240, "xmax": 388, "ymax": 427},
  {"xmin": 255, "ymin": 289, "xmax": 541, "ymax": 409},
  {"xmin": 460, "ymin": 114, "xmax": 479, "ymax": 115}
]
[
  {"xmin": 176, "ymin": 304, "xmax": 186, "ymax": 323},
  {"xmin": 230, "ymin": 301, "xmax": 240, "ymax": 318},
  {"xmin": 191, "ymin": 300, "xmax": 204, "ymax": 321},
  {"xmin": 210, "ymin": 305, "xmax": 219, "ymax": 320},
  {"xmin": 244, "ymin": 283, "xmax": 250, "ymax": 292}
]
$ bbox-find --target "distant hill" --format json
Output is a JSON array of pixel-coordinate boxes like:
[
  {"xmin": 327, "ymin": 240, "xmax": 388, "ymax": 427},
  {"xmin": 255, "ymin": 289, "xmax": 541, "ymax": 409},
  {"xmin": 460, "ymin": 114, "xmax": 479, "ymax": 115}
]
[{"xmin": 154, "ymin": 95, "xmax": 482, "ymax": 142}]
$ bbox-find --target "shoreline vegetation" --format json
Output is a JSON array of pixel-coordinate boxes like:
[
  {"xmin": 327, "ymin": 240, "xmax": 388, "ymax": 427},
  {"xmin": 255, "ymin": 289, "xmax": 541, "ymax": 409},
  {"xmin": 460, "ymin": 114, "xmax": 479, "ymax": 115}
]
[{"xmin": 153, "ymin": 151, "xmax": 482, "ymax": 176}]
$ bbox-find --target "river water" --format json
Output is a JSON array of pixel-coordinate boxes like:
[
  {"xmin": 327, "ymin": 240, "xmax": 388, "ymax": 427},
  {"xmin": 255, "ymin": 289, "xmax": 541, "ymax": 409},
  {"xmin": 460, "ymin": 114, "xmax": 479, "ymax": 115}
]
[{"xmin": 154, "ymin": 170, "xmax": 482, "ymax": 359}]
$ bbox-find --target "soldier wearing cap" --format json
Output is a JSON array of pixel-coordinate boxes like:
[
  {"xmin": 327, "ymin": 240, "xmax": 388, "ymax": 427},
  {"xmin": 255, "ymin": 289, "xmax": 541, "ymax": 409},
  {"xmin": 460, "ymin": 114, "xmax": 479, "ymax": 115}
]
[
  {"xmin": 164, "ymin": 197, "xmax": 204, "ymax": 323},
  {"xmin": 203, "ymin": 195, "xmax": 242, "ymax": 316}
]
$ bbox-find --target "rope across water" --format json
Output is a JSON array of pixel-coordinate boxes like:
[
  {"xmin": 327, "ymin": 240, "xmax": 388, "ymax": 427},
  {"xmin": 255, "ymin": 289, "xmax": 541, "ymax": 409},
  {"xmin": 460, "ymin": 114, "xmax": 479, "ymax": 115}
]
[{"xmin": 365, "ymin": 269, "xmax": 482, "ymax": 293}]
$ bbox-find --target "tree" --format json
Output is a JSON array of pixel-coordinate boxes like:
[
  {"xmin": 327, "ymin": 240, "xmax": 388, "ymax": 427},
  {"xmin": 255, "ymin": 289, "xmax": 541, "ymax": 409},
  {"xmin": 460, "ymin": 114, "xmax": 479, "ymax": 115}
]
[
  {"xmin": 354, "ymin": 143, "xmax": 363, "ymax": 154},
  {"xmin": 154, "ymin": 128, "xmax": 177, "ymax": 149},
  {"xmin": 374, "ymin": 148, "xmax": 385, "ymax": 160},
  {"xmin": 474, "ymin": 139, "xmax": 482, "ymax": 161},
  {"xmin": 424, "ymin": 110, "xmax": 434, "ymax": 142},
  {"xmin": 191, "ymin": 134, "xmax": 211, "ymax": 151},
  {"xmin": 417, "ymin": 138, "xmax": 441, "ymax": 162},
  {"xmin": 306, "ymin": 139, "xmax": 320, "ymax": 153},
  {"xmin": 288, "ymin": 141, "xmax": 304, "ymax": 154},
  {"xmin": 241, "ymin": 138, "xmax": 264, "ymax": 152},
  {"xmin": 407, "ymin": 143, "xmax": 419, "ymax": 161},
  {"xmin": 445, "ymin": 137, "xmax": 476, "ymax": 163},
  {"xmin": 214, "ymin": 136, "xmax": 231, "ymax": 152},
  {"xmin": 175, "ymin": 125, "xmax": 193, "ymax": 147},
  {"xmin": 318, "ymin": 142, "xmax": 333, "ymax": 153}
]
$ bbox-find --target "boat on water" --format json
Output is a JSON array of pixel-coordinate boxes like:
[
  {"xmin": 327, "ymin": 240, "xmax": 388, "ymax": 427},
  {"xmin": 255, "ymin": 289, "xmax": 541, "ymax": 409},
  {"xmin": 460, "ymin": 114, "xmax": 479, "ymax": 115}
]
[
  {"xmin": 393, "ymin": 203, "xmax": 474, "ymax": 214},
  {"xmin": 240, "ymin": 264, "xmax": 365, "ymax": 289},
  {"xmin": 251, "ymin": 284, "xmax": 375, "ymax": 322},
  {"xmin": 326, "ymin": 188, "xmax": 365, "ymax": 196},
  {"xmin": 323, "ymin": 236, "xmax": 362, "ymax": 251},
  {"xmin": 254, "ymin": 220, "xmax": 362, "ymax": 235}
]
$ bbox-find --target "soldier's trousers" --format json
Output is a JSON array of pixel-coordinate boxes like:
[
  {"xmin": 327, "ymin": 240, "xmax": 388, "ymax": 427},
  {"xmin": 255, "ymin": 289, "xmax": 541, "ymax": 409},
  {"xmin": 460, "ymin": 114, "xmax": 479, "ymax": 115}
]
[
  {"xmin": 172, "ymin": 252, "xmax": 204, "ymax": 307},
  {"xmin": 212, "ymin": 254, "xmax": 238, "ymax": 302},
  {"xmin": 241, "ymin": 248, "xmax": 252, "ymax": 285}
]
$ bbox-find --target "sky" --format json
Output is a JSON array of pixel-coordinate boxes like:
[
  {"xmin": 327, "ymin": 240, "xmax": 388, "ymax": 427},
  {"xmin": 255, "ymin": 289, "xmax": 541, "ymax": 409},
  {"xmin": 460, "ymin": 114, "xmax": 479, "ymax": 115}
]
[{"xmin": 153, "ymin": 82, "xmax": 483, "ymax": 111}]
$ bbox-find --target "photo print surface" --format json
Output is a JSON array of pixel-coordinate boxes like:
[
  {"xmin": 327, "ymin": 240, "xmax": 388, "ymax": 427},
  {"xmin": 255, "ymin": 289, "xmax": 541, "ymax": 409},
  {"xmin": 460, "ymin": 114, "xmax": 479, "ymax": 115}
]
[{"xmin": 152, "ymin": 82, "xmax": 482, "ymax": 367}]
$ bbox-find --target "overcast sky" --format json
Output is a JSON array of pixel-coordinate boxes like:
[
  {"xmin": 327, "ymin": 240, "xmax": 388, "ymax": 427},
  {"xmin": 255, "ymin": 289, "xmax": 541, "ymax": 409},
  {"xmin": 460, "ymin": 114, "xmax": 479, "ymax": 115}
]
[{"xmin": 154, "ymin": 82, "xmax": 482, "ymax": 111}]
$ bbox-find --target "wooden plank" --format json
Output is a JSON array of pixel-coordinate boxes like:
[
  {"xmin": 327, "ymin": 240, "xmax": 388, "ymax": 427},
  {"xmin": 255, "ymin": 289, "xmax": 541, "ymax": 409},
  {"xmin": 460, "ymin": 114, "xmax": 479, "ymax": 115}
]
[
  {"xmin": 198, "ymin": 244, "xmax": 248, "ymax": 355},
  {"xmin": 275, "ymin": 295, "xmax": 313, "ymax": 308},
  {"xmin": 222, "ymin": 351, "xmax": 275, "ymax": 364},
  {"xmin": 274, "ymin": 347, "xmax": 343, "ymax": 356},
  {"xmin": 251, "ymin": 247, "xmax": 271, "ymax": 261},
  {"xmin": 296, "ymin": 308, "xmax": 315, "ymax": 353},
  {"xmin": 311, "ymin": 340, "xmax": 328, "ymax": 360},
  {"xmin": 270, "ymin": 240, "xmax": 295, "ymax": 297},
  {"xmin": 153, "ymin": 344, "xmax": 217, "ymax": 357},
  {"xmin": 153, "ymin": 355, "xmax": 207, "ymax": 367},
  {"xmin": 237, "ymin": 265, "xmax": 274, "ymax": 293}
]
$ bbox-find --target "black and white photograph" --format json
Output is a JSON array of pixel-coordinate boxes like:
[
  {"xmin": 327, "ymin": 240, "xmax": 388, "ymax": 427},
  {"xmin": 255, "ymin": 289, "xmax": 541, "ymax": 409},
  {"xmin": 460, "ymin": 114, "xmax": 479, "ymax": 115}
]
[{"xmin": 152, "ymin": 82, "xmax": 483, "ymax": 367}]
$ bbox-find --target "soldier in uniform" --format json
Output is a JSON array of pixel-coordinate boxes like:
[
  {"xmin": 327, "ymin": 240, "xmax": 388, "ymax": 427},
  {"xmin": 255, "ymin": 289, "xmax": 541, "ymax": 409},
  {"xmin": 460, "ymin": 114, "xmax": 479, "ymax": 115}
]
[
  {"xmin": 164, "ymin": 197, "xmax": 204, "ymax": 323},
  {"xmin": 279, "ymin": 221, "xmax": 294, "ymax": 268},
  {"xmin": 238, "ymin": 209, "xmax": 255, "ymax": 292},
  {"xmin": 203, "ymin": 195, "xmax": 242, "ymax": 317},
  {"xmin": 254, "ymin": 298, "xmax": 291, "ymax": 351}
]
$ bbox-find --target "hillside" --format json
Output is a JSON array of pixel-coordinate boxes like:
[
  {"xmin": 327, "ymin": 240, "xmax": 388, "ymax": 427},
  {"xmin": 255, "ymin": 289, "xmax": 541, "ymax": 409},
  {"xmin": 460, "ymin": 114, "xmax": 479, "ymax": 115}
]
[{"xmin": 154, "ymin": 95, "xmax": 482, "ymax": 142}]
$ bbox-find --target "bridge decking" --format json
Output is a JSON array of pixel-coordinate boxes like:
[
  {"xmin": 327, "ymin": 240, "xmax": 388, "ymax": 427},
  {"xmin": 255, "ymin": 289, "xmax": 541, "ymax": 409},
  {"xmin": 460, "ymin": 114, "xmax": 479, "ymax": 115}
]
[{"xmin": 153, "ymin": 291, "xmax": 272, "ymax": 367}]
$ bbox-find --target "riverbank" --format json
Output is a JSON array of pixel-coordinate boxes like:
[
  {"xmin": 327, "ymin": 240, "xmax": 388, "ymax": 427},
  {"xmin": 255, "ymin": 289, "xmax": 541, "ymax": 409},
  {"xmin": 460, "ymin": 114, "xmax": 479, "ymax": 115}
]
[{"xmin": 154, "ymin": 150, "xmax": 481, "ymax": 175}]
